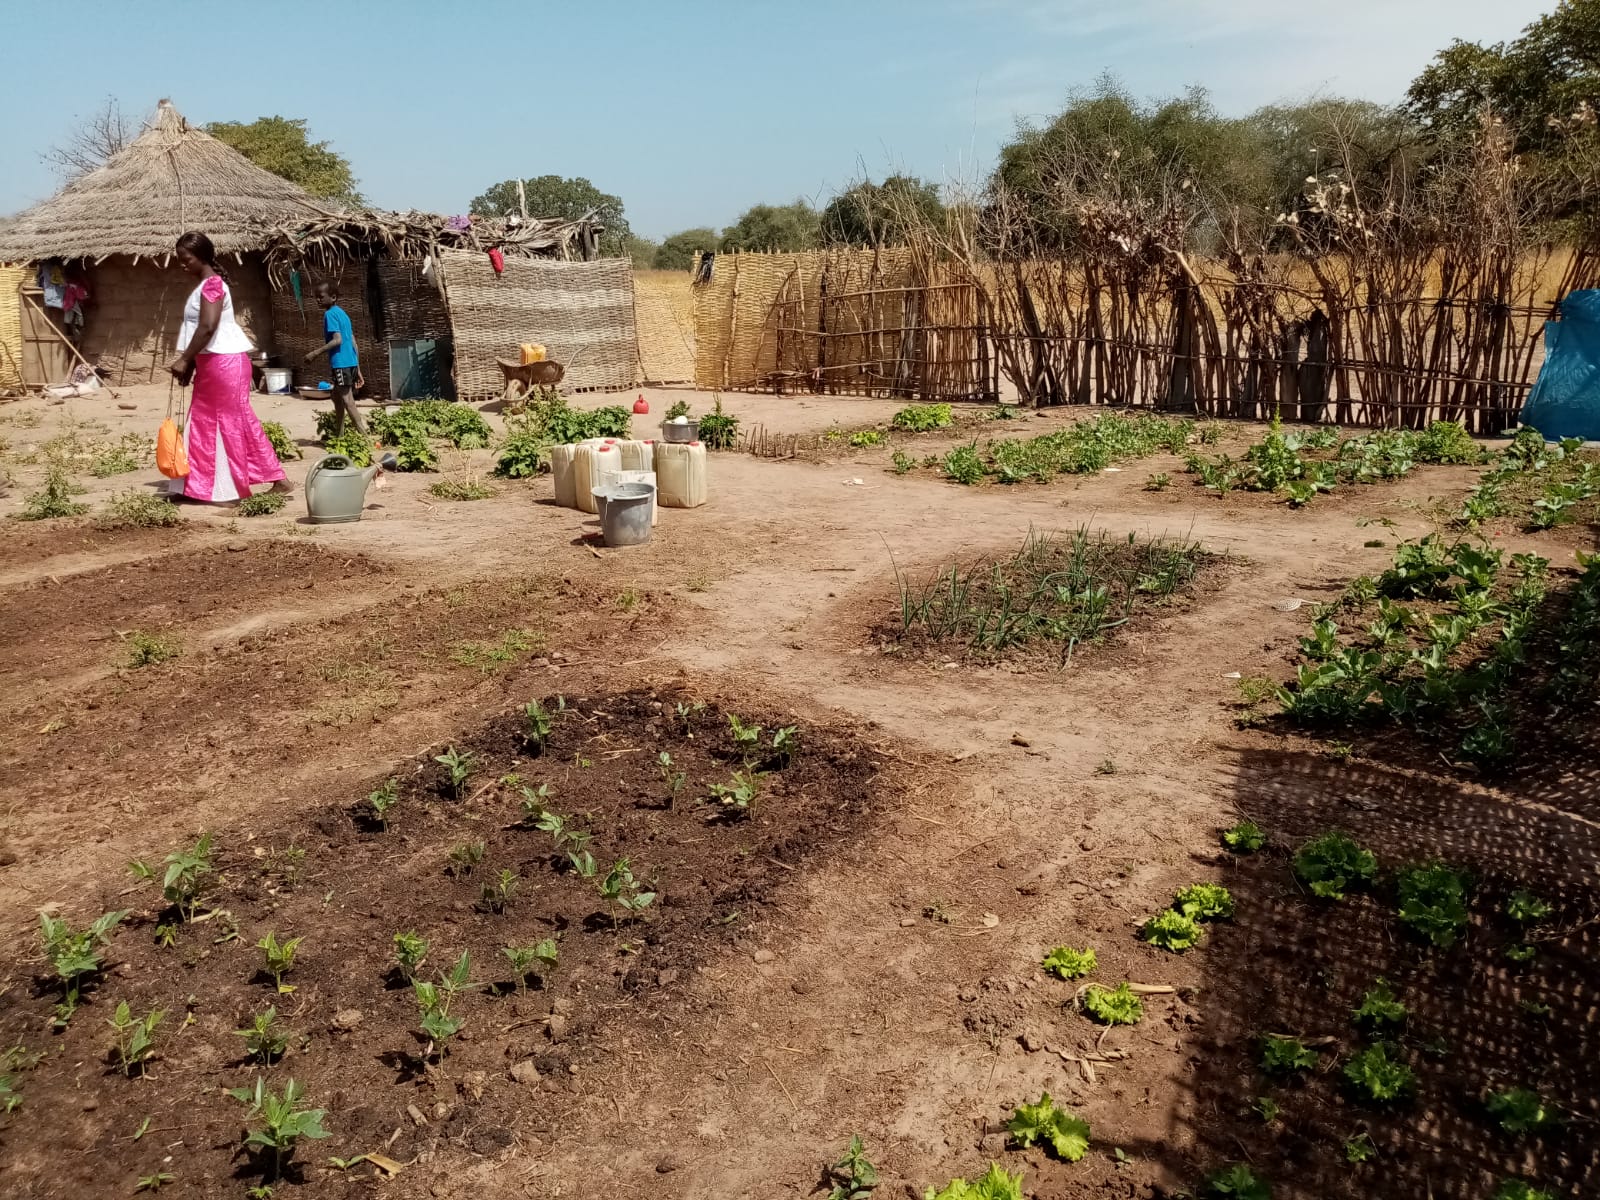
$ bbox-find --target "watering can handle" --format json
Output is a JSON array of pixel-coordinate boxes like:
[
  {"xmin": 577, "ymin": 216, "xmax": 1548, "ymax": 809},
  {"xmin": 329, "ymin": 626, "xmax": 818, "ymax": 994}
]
[{"xmin": 305, "ymin": 454, "xmax": 349, "ymax": 496}]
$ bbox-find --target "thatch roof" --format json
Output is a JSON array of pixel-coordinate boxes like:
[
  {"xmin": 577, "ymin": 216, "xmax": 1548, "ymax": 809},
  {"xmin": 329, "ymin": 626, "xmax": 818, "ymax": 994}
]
[
  {"xmin": 0, "ymin": 99, "xmax": 322, "ymax": 264},
  {"xmin": 254, "ymin": 208, "xmax": 604, "ymax": 283}
]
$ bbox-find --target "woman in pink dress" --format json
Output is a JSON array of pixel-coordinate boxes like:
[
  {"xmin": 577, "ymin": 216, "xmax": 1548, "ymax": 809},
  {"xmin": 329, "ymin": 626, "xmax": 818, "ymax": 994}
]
[{"xmin": 166, "ymin": 231, "xmax": 290, "ymax": 502}]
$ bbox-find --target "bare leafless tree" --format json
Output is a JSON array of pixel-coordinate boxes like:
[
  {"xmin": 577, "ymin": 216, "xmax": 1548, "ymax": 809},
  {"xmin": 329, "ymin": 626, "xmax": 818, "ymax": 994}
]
[{"xmin": 43, "ymin": 98, "xmax": 135, "ymax": 180}]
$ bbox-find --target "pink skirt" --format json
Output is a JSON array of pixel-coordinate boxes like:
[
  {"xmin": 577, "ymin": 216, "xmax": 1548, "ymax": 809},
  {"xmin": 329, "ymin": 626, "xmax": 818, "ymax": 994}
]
[{"xmin": 168, "ymin": 352, "xmax": 286, "ymax": 502}]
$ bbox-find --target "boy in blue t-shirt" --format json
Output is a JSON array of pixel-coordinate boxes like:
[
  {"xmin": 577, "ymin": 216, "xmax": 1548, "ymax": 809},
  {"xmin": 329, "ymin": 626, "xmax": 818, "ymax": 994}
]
[{"xmin": 305, "ymin": 281, "xmax": 367, "ymax": 435}]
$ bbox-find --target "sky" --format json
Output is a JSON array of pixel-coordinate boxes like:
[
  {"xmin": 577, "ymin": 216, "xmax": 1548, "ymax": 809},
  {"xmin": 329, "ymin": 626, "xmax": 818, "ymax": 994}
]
[{"xmin": 2, "ymin": 0, "xmax": 1556, "ymax": 241}]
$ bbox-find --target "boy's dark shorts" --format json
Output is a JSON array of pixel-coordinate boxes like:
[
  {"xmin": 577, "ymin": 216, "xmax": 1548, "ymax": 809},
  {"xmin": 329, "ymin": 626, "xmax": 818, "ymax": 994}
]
[{"xmin": 331, "ymin": 366, "xmax": 359, "ymax": 391}]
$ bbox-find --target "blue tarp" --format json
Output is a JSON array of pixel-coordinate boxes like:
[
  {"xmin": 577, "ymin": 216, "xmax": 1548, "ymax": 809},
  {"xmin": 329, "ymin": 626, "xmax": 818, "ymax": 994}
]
[{"xmin": 1521, "ymin": 289, "xmax": 1600, "ymax": 441}]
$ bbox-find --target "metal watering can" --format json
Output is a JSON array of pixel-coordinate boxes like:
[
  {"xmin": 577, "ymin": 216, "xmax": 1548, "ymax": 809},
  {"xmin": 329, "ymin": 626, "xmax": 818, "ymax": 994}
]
[{"xmin": 304, "ymin": 452, "xmax": 395, "ymax": 524}]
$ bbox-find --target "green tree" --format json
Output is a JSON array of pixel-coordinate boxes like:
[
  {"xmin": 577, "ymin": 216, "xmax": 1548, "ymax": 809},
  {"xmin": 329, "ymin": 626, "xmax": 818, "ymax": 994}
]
[
  {"xmin": 654, "ymin": 227, "xmax": 719, "ymax": 270},
  {"xmin": 821, "ymin": 175, "xmax": 946, "ymax": 246},
  {"xmin": 624, "ymin": 234, "xmax": 660, "ymax": 267},
  {"xmin": 470, "ymin": 175, "xmax": 631, "ymax": 257},
  {"xmin": 204, "ymin": 117, "xmax": 360, "ymax": 204},
  {"xmin": 719, "ymin": 202, "xmax": 821, "ymax": 252},
  {"xmin": 1407, "ymin": 1, "xmax": 1600, "ymax": 146}
]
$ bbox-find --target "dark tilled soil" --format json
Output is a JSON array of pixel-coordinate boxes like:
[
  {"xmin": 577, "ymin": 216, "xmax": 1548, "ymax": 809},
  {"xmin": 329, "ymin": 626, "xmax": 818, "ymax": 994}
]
[
  {"xmin": 0, "ymin": 542, "xmax": 387, "ymax": 699},
  {"xmin": 0, "ymin": 689, "xmax": 892, "ymax": 1199}
]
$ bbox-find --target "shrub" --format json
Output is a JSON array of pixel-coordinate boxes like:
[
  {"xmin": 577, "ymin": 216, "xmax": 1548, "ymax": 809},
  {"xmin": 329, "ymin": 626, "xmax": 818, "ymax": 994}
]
[
  {"xmin": 1174, "ymin": 883, "xmax": 1235, "ymax": 921},
  {"xmin": 892, "ymin": 403, "xmax": 954, "ymax": 432},
  {"xmin": 1221, "ymin": 821, "xmax": 1266, "ymax": 853},
  {"xmin": 1395, "ymin": 861, "xmax": 1471, "ymax": 948},
  {"xmin": 1041, "ymin": 946, "xmax": 1096, "ymax": 980},
  {"xmin": 1260, "ymin": 1034, "xmax": 1317, "ymax": 1074},
  {"xmin": 321, "ymin": 429, "xmax": 373, "ymax": 466},
  {"xmin": 494, "ymin": 417, "xmax": 551, "ymax": 478},
  {"xmin": 1081, "ymin": 982, "xmax": 1142, "ymax": 1025},
  {"xmin": 1292, "ymin": 831, "xmax": 1377, "ymax": 899},
  {"xmin": 98, "ymin": 491, "xmax": 183, "ymax": 528},
  {"xmin": 19, "ymin": 468, "xmax": 88, "ymax": 520},
  {"xmin": 261, "ymin": 421, "xmax": 301, "ymax": 461},
  {"xmin": 1343, "ymin": 1044, "xmax": 1415, "ymax": 1103},
  {"xmin": 1141, "ymin": 908, "xmax": 1203, "ymax": 952},
  {"xmin": 697, "ymin": 397, "xmax": 740, "ymax": 450},
  {"xmin": 238, "ymin": 491, "xmax": 288, "ymax": 517}
]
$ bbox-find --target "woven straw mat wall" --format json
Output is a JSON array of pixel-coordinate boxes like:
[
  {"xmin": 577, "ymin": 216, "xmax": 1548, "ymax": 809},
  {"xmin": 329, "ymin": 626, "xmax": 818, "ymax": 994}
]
[
  {"xmin": 691, "ymin": 249, "xmax": 914, "ymax": 389},
  {"xmin": 632, "ymin": 270, "xmax": 695, "ymax": 383},
  {"xmin": 0, "ymin": 266, "xmax": 22, "ymax": 388},
  {"xmin": 441, "ymin": 250, "xmax": 638, "ymax": 398},
  {"xmin": 376, "ymin": 257, "xmax": 452, "ymax": 343},
  {"xmin": 267, "ymin": 257, "xmax": 388, "ymax": 401}
]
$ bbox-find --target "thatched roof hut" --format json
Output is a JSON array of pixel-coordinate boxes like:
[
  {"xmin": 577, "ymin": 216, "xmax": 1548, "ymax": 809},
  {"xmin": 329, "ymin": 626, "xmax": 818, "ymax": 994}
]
[
  {"xmin": 0, "ymin": 99, "xmax": 321, "ymax": 387},
  {"xmin": 0, "ymin": 99, "xmax": 318, "ymax": 264}
]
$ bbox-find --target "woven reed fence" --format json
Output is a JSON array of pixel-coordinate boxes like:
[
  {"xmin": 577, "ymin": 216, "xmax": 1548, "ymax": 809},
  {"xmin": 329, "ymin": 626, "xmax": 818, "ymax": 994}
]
[
  {"xmin": 0, "ymin": 266, "xmax": 24, "ymax": 388},
  {"xmin": 440, "ymin": 250, "xmax": 637, "ymax": 399},
  {"xmin": 693, "ymin": 243, "xmax": 1600, "ymax": 431},
  {"xmin": 692, "ymin": 249, "xmax": 918, "ymax": 391},
  {"xmin": 267, "ymin": 256, "xmax": 387, "ymax": 400},
  {"xmin": 633, "ymin": 270, "xmax": 695, "ymax": 383},
  {"xmin": 376, "ymin": 257, "xmax": 452, "ymax": 342}
]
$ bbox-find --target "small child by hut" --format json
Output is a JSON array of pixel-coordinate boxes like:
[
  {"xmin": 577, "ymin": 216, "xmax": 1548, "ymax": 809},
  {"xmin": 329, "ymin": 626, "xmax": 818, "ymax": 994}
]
[{"xmin": 305, "ymin": 281, "xmax": 366, "ymax": 435}]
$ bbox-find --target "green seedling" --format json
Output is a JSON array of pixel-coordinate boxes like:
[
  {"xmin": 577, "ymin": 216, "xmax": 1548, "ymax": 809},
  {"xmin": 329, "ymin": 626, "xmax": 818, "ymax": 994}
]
[
  {"xmin": 1094, "ymin": 758, "xmax": 1118, "ymax": 776},
  {"xmin": 522, "ymin": 700, "xmax": 554, "ymax": 750},
  {"xmin": 1005, "ymin": 1092, "xmax": 1090, "ymax": 1161},
  {"xmin": 448, "ymin": 840, "xmax": 485, "ymax": 877},
  {"xmin": 154, "ymin": 923, "xmax": 177, "ymax": 949},
  {"xmin": 227, "ymin": 1076, "xmax": 328, "ymax": 1180},
  {"xmin": 366, "ymin": 780, "xmax": 399, "ymax": 828},
  {"xmin": 1505, "ymin": 943, "xmax": 1538, "ymax": 964},
  {"xmin": 1505, "ymin": 889, "xmax": 1553, "ymax": 923},
  {"xmin": 708, "ymin": 769, "xmax": 762, "ymax": 815},
  {"xmin": 923, "ymin": 1163, "xmax": 1024, "ymax": 1200},
  {"xmin": 1494, "ymin": 1179, "xmax": 1555, "ymax": 1200},
  {"xmin": 128, "ymin": 832, "xmax": 214, "ymax": 922},
  {"xmin": 1174, "ymin": 883, "xmax": 1235, "ymax": 921},
  {"xmin": 1206, "ymin": 1164, "xmax": 1270, "ymax": 1199},
  {"xmin": 1292, "ymin": 831, "xmax": 1377, "ymax": 899},
  {"xmin": 502, "ymin": 938, "xmax": 559, "ymax": 992},
  {"xmin": 1396, "ymin": 861, "xmax": 1471, "ymax": 948},
  {"xmin": 518, "ymin": 783, "xmax": 553, "ymax": 824},
  {"xmin": 107, "ymin": 1001, "xmax": 163, "ymax": 1076},
  {"xmin": 234, "ymin": 1007, "xmax": 289, "ymax": 1063},
  {"xmin": 393, "ymin": 931, "xmax": 429, "ymax": 981},
  {"xmin": 728, "ymin": 713, "xmax": 763, "ymax": 763},
  {"xmin": 135, "ymin": 1174, "xmax": 176, "ymax": 1193},
  {"xmin": 1486, "ymin": 1087, "xmax": 1559, "ymax": 1135},
  {"xmin": 771, "ymin": 725, "xmax": 799, "ymax": 765},
  {"xmin": 1221, "ymin": 821, "xmax": 1266, "ymax": 852},
  {"xmin": 1353, "ymin": 979, "xmax": 1407, "ymax": 1028},
  {"xmin": 40, "ymin": 909, "xmax": 126, "ymax": 1027},
  {"xmin": 1140, "ymin": 908, "xmax": 1203, "ymax": 952},
  {"xmin": 1344, "ymin": 1132, "xmax": 1375, "ymax": 1162},
  {"xmin": 414, "ymin": 951, "xmax": 471, "ymax": 1055},
  {"xmin": 1251, "ymin": 1096, "xmax": 1280, "ymax": 1123},
  {"xmin": 1343, "ymin": 1043, "xmax": 1415, "ymax": 1104},
  {"xmin": 480, "ymin": 868, "xmax": 520, "ymax": 913},
  {"xmin": 657, "ymin": 752, "xmax": 686, "ymax": 808},
  {"xmin": 1260, "ymin": 1034, "xmax": 1318, "ymax": 1074},
  {"xmin": 599, "ymin": 858, "xmax": 657, "ymax": 924},
  {"xmin": 674, "ymin": 700, "xmax": 704, "ymax": 730},
  {"xmin": 1081, "ymin": 982, "xmax": 1143, "ymax": 1025},
  {"xmin": 825, "ymin": 1134, "xmax": 878, "ymax": 1200},
  {"xmin": 433, "ymin": 746, "xmax": 476, "ymax": 799},
  {"xmin": 257, "ymin": 932, "xmax": 302, "ymax": 993},
  {"xmin": 1041, "ymin": 945, "xmax": 1096, "ymax": 980},
  {"xmin": 567, "ymin": 849, "xmax": 598, "ymax": 877}
]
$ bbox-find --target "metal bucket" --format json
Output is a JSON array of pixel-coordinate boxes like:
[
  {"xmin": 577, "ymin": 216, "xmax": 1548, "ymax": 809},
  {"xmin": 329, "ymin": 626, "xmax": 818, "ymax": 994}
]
[
  {"xmin": 596, "ymin": 481, "xmax": 654, "ymax": 547},
  {"xmin": 660, "ymin": 420, "xmax": 699, "ymax": 444}
]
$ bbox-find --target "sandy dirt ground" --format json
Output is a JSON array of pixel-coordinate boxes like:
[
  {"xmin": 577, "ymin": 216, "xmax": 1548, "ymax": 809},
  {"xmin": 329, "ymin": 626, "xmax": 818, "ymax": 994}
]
[{"xmin": 0, "ymin": 382, "xmax": 1594, "ymax": 1200}]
